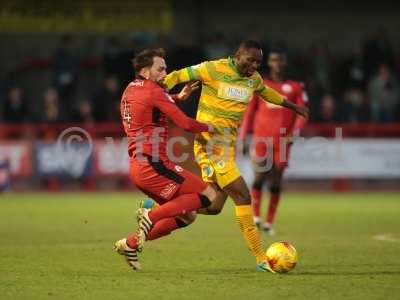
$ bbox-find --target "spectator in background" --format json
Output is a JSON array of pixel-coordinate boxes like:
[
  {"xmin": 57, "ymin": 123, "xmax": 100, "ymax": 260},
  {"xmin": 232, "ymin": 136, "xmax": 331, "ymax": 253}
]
[
  {"xmin": 309, "ymin": 41, "xmax": 332, "ymax": 92},
  {"xmin": 363, "ymin": 27, "xmax": 395, "ymax": 80},
  {"xmin": 167, "ymin": 36, "xmax": 206, "ymax": 117},
  {"xmin": 316, "ymin": 93, "xmax": 338, "ymax": 123},
  {"xmin": 341, "ymin": 88, "xmax": 369, "ymax": 123},
  {"xmin": 368, "ymin": 64, "xmax": 399, "ymax": 122},
  {"xmin": 41, "ymin": 87, "xmax": 64, "ymax": 123},
  {"xmin": 167, "ymin": 36, "xmax": 205, "ymax": 71},
  {"xmin": 2, "ymin": 86, "xmax": 30, "ymax": 123},
  {"xmin": 345, "ymin": 45, "xmax": 366, "ymax": 89},
  {"xmin": 204, "ymin": 33, "xmax": 230, "ymax": 60},
  {"xmin": 102, "ymin": 36, "xmax": 136, "ymax": 87},
  {"xmin": 102, "ymin": 37, "xmax": 123, "ymax": 76},
  {"xmin": 52, "ymin": 34, "xmax": 80, "ymax": 108},
  {"xmin": 92, "ymin": 75, "xmax": 121, "ymax": 122},
  {"xmin": 71, "ymin": 99, "xmax": 94, "ymax": 124}
]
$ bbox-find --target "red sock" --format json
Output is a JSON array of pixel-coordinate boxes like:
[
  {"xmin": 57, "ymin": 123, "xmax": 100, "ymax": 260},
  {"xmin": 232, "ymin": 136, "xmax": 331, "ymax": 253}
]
[
  {"xmin": 147, "ymin": 218, "xmax": 179, "ymax": 240},
  {"xmin": 251, "ymin": 188, "xmax": 262, "ymax": 217},
  {"xmin": 126, "ymin": 218, "xmax": 180, "ymax": 248},
  {"xmin": 266, "ymin": 193, "xmax": 280, "ymax": 224},
  {"xmin": 149, "ymin": 193, "xmax": 202, "ymax": 224}
]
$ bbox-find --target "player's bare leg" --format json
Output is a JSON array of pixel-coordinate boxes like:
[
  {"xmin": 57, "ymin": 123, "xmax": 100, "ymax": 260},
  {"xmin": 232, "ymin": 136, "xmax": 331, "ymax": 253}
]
[
  {"xmin": 223, "ymin": 176, "xmax": 274, "ymax": 272},
  {"xmin": 197, "ymin": 183, "xmax": 227, "ymax": 215}
]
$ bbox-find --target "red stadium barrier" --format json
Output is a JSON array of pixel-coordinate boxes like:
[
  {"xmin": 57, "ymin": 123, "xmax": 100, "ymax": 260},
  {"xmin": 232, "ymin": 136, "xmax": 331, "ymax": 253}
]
[
  {"xmin": 1, "ymin": 122, "xmax": 398, "ymax": 191},
  {"xmin": 1, "ymin": 122, "xmax": 400, "ymax": 140}
]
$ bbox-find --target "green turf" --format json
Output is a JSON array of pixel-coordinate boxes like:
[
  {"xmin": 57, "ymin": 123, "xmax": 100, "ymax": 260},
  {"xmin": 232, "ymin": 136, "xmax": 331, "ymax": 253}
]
[{"xmin": 0, "ymin": 192, "xmax": 399, "ymax": 300}]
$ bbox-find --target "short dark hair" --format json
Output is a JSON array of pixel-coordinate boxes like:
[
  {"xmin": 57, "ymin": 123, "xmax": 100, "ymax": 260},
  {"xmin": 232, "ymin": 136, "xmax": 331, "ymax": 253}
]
[
  {"xmin": 237, "ymin": 40, "xmax": 262, "ymax": 51},
  {"xmin": 268, "ymin": 46, "xmax": 286, "ymax": 57},
  {"xmin": 132, "ymin": 48, "xmax": 166, "ymax": 74}
]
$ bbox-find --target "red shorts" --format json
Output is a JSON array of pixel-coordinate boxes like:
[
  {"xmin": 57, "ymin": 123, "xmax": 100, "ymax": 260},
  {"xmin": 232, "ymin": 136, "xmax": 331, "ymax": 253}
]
[
  {"xmin": 129, "ymin": 156, "xmax": 207, "ymax": 205},
  {"xmin": 251, "ymin": 136, "xmax": 291, "ymax": 169}
]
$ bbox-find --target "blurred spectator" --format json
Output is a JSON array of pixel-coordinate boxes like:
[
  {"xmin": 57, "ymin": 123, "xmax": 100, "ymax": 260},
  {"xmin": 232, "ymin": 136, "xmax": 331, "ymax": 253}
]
[
  {"xmin": 41, "ymin": 87, "xmax": 65, "ymax": 123},
  {"xmin": 344, "ymin": 45, "xmax": 366, "ymax": 89},
  {"xmin": 341, "ymin": 88, "xmax": 369, "ymax": 123},
  {"xmin": 102, "ymin": 36, "xmax": 136, "ymax": 87},
  {"xmin": 168, "ymin": 37, "xmax": 205, "ymax": 71},
  {"xmin": 2, "ymin": 86, "xmax": 30, "ymax": 123},
  {"xmin": 363, "ymin": 27, "xmax": 395, "ymax": 79},
  {"xmin": 316, "ymin": 93, "xmax": 339, "ymax": 123},
  {"xmin": 204, "ymin": 33, "xmax": 230, "ymax": 60},
  {"xmin": 92, "ymin": 75, "xmax": 121, "ymax": 122},
  {"xmin": 52, "ymin": 34, "xmax": 80, "ymax": 106},
  {"xmin": 115, "ymin": 37, "xmax": 136, "ymax": 87},
  {"xmin": 2, "ymin": 29, "xmax": 400, "ymax": 125},
  {"xmin": 368, "ymin": 64, "xmax": 399, "ymax": 122},
  {"xmin": 309, "ymin": 41, "xmax": 332, "ymax": 92},
  {"xmin": 102, "ymin": 37, "xmax": 123, "ymax": 76},
  {"xmin": 71, "ymin": 100, "xmax": 94, "ymax": 124}
]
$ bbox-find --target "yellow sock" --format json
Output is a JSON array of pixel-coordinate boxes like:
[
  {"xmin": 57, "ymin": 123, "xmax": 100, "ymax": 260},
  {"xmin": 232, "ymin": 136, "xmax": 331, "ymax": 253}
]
[{"xmin": 235, "ymin": 205, "xmax": 266, "ymax": 263}]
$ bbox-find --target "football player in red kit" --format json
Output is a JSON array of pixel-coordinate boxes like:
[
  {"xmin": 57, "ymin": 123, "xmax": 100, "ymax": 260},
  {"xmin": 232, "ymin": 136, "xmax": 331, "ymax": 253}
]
[
  {"xmin": 239, "ymin": 49, "xmax": 308, "ymax": 234},
  {"xmin": 114, "ymin": 48, "xmax": 218, "ymax": 270}
]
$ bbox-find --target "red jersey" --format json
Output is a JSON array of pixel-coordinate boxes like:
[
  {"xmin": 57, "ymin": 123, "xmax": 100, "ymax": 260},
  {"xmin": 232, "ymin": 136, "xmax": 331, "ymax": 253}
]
[
  {"xmin": 121, "ymin": 78, "xmax": 209, "ymax": 160},
  {"xmin": 240, "ymin": 78, "xmax": 308, "ymax": 139}
]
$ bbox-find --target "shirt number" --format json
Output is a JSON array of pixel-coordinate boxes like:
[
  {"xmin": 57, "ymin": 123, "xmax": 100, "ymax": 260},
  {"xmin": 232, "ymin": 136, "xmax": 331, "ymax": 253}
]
[{"xmin": 122, "ymin": 98, "xmax": 132, "ymax": 128}]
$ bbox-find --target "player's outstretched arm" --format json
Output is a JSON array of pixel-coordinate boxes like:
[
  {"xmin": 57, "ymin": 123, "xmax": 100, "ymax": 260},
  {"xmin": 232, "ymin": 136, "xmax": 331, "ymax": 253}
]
[
  {"xmin": 281, "ymin": 99, "xmax": 309, "ymax": 118},
  {"xmin": 257, "ymin": 84, "xmax": 309, "ymax": 119},
  {"xmin": 289, "ymin": 86, "xmax": 309, "ymax": 137},
  {"xmin": 164, "ymin": 62, "xmax": 208, "ymax": 91},
  {"xmin": 153, "ymin": 88, "xmax": 212, "ymax": 133},
  {"xmin": 164, "ymin": 68, "xmax": 190, "ymax": 90}
]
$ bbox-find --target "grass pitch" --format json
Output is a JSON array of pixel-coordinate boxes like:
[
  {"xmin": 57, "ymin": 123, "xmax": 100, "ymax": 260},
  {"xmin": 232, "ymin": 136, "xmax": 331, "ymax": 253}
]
[{"xmin": 0, "ymin": 192, "xmax": 399, "ymax": 300}]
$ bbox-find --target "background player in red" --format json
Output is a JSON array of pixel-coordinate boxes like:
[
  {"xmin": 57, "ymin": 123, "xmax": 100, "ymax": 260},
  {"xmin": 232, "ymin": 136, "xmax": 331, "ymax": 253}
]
[
  {"xmin": 239, "ymin": 48, "xmax": 308, "ymax": 234},
  {"xmin": 114, "ymin": 48, "xmax": 218, "ymax": 270}
]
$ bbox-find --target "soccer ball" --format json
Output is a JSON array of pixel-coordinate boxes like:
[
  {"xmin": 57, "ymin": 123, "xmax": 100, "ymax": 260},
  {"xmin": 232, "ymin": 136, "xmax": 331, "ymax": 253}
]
[{"xmin": 266, "ymin": 241, "xmax": 298, "ymax": 273}]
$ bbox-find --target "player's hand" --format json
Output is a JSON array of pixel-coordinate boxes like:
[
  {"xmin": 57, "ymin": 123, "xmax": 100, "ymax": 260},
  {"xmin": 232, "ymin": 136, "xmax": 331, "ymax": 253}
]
[
  {"xmin": 294, "ymin": 105, "xmax": 309, "ymax": 119},
  {"xmin": 177, "ymin": 81, "xmax": 200, "ymax": 101},
  {"xmin": 282, "ymin": 99, "xmax": 309, "ymax": 119},
  {"xmin": 207, "ymin": 123, "xmax": 215, "ymax": 133}
]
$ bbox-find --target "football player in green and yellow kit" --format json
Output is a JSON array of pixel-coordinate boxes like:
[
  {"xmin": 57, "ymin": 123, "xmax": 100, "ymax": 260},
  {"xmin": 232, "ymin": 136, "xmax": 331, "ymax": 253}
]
[{"xmin": 164, "ymin": 40, "xmax": 308, "ymax": 271}]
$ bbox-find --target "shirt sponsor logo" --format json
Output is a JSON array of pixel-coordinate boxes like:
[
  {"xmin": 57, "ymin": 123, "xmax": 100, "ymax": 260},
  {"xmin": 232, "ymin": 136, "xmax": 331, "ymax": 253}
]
[
  {"xmin": 218, "ymin": 83, "xmax": 250, "ymax": 102},
  {"xmin": 130, "ymin": 80, "xmax": 144, "ymax": 87}
]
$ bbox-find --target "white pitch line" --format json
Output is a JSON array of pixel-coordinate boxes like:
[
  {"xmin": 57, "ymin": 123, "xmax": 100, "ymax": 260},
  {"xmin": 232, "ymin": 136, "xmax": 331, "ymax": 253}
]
[{"xmin": 373, "ymin": 234, "xmax": 400, "ymax": 243}]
